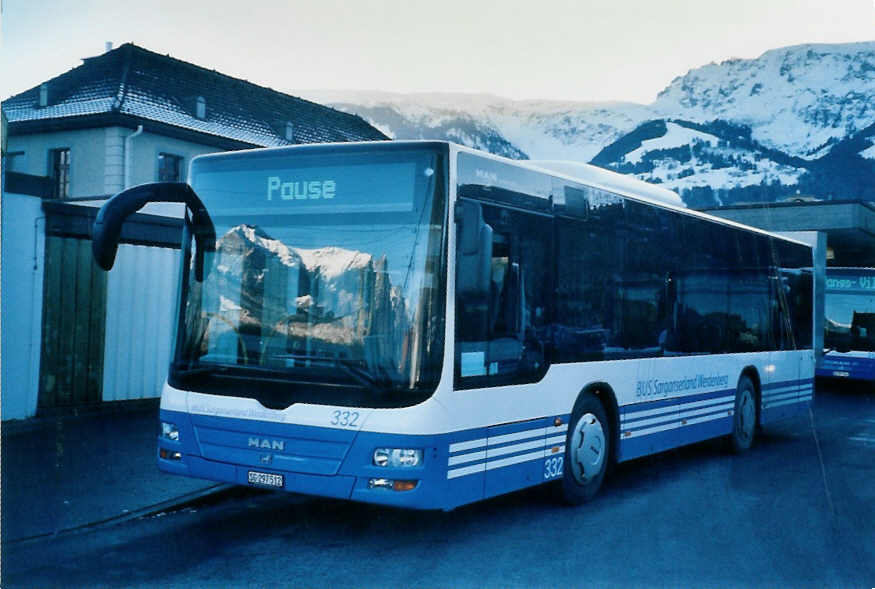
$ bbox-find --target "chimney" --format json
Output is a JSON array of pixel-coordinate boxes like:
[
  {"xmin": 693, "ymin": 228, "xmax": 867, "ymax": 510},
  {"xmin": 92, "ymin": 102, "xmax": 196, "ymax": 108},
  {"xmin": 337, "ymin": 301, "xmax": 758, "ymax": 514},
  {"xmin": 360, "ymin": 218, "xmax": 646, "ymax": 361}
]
[
  {"xmin": 105, "ymin": 41, "xmax": 113, "ymax": 53},
  {"xmin": 39, "ymin": 83, "xmax": 48, "ymax": 107}
]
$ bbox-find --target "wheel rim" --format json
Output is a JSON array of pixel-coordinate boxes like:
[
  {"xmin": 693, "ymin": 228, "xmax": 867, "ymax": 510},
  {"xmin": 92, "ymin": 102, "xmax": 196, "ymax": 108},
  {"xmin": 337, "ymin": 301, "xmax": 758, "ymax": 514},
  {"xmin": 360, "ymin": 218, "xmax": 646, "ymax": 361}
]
[
  {"xmin": 570, "ymin": 412, "xmax": 606, "ymax": 485},
  {"xmin": 738, "ymin": 387, "xmax": 755, "ymax": 443}
]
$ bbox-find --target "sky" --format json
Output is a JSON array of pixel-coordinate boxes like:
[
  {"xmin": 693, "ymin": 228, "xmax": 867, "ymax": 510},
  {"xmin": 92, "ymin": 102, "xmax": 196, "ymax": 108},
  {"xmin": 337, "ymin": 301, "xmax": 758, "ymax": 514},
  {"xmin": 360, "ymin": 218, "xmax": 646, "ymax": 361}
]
[{"xmin": 1, "ymin": 0, "xmax": 873, "ymax": 105}]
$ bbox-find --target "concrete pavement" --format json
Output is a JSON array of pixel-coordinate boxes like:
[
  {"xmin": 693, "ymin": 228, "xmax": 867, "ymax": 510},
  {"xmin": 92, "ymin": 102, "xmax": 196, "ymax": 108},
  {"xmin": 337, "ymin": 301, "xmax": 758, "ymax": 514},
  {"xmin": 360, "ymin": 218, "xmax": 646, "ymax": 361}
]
[{"xmin": 1, "ymin": 400, "xmax": 223, "ymax": 542}]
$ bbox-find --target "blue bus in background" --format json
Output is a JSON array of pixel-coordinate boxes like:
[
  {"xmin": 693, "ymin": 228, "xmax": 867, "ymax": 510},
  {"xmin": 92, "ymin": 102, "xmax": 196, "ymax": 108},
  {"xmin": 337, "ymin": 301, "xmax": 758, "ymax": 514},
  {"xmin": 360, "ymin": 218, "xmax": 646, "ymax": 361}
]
[{"xmin": 818, "ymin": 267, "xmax": 875, "ymax": 382}]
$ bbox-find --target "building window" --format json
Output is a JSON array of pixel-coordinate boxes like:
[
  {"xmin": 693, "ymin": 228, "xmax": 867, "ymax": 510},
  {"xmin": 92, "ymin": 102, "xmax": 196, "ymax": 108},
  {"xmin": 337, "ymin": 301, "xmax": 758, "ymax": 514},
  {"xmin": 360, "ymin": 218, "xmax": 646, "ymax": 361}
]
[
  {"xmin": 196, "ymin": 96, "xmax": 206, "ymax": 119},
  {"xmin": 50, "ymin": 148, "xmax": 70, "ymax": 198},
  {"xmin": 158, "ymin": 153, "xmax": 183, "ymax": 182}
]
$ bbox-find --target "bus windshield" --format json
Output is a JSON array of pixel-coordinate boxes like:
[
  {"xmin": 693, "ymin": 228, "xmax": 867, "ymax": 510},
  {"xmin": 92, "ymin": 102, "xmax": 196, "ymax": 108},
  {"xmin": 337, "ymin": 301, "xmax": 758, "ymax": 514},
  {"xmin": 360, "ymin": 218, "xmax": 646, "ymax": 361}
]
[
  {"xmin": 170, "ymin": 146, "xmax": 447, "ymax": 408},
  {"xmin": 824, "ymin": 271, "xmax": 875, "ymax": 352}
]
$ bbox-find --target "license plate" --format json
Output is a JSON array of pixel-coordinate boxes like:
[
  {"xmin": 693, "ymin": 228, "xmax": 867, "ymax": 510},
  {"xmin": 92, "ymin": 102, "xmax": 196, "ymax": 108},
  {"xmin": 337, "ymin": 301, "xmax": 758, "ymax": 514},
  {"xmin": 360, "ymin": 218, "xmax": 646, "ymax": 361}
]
[
  {"xmin": 248, "ymin": 471, "xmax": 284, "ymax": 488},
  {"xmin": 833, "ymin": 371, "xmax": 850, "ymax": 378}
]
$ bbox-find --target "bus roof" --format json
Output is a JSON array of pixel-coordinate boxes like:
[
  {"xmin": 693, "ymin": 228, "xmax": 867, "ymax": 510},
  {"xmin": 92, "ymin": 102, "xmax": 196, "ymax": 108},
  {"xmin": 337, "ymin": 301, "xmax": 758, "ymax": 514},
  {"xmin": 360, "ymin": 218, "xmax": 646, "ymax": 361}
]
[{"xmin": 526, "ymin": 160, "xmax": 686, "ymax": 208}]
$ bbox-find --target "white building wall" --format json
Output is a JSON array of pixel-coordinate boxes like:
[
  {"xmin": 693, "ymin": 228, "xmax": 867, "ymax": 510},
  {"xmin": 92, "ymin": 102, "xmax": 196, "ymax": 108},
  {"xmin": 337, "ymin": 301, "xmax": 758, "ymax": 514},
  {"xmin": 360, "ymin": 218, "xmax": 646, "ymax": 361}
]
[
  {"xmin": 102, "ymin": 244, "xmax": 180, "ymax": 401},
  {"xmin": 6, "ymin": 127, "xmax": 224, "ymax": 199},
  {"xmin": 126, "ymin": 131, "xmax": 221, "ymax": 187},
  {"xmin": 1, "ymin": 193, "xmax": 45, "ymax": 420},
  {"xmin": 6, "ymin": 129, "xmax": 107, "ymax": 197},
  {"xmin": 104, "ymin": 127, "xmax": 125, "ymax": 194}
]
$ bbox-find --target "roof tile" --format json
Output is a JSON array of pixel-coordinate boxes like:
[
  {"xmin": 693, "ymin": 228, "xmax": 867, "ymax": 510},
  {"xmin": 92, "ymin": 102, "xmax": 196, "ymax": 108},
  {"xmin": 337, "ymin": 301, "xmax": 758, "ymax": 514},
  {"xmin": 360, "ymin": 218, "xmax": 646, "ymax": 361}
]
[{"xmin": 3, "ymin": 43, "xmax": 387, "ymax": 146}]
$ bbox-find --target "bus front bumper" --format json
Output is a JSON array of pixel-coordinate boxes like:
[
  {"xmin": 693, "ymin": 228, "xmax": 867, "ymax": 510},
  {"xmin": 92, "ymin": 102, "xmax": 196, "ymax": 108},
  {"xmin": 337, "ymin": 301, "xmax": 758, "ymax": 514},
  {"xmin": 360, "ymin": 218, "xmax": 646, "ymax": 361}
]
[{"xmin": 156, "ymin": 408, "xmax": 454, "ymax": 510}]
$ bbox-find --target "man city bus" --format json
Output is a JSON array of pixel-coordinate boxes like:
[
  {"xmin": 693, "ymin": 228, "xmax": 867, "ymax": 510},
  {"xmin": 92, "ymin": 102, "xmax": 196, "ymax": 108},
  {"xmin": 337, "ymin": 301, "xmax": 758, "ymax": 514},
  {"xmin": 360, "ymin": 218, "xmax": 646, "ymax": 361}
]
[{"xmin": 93, "ymin": 141, "xmax": 815, "ymax": 510}]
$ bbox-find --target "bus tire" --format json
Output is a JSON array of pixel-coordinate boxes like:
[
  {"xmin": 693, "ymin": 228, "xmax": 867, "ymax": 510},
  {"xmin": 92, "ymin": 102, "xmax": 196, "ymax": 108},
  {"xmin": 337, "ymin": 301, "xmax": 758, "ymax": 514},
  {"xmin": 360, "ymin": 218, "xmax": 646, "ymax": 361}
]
[
  {"xmin": 729, "ymin": 375, "xmax": 757, "ymax": 453},
  {"xmin": 561, "ymin": 392, "xmax": 611, "ymax": 505}
]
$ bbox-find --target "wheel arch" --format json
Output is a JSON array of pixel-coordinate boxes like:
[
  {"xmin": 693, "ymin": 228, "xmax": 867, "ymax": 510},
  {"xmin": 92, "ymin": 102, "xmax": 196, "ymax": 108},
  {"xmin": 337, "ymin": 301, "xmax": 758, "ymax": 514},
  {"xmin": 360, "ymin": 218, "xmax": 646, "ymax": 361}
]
[
  {"xmin": 739, "ymin": 365, "xmax": 762, "ymax": 425},
  {"xmin": 577, "ymin": 382, "xmax": 620, "ymax": 464}
]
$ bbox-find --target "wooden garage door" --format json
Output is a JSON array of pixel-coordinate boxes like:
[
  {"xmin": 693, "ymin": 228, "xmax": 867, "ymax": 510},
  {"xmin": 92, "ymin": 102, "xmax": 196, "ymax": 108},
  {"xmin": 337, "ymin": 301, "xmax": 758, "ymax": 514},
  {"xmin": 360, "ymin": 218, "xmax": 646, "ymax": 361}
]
[{"xmin": 38, "ymin": 236, "xmax": 106, "ymax": 409}]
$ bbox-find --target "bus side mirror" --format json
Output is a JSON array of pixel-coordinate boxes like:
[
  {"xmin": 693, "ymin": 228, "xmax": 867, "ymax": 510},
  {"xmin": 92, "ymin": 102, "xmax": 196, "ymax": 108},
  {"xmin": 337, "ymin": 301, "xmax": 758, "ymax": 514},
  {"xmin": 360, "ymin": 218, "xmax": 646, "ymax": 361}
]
[
  {"xmin": 455, "ymin": 200, "xmax": 492, "ymax": 297},
  {"xmin": 92, "ymin": 182, "xmax": 215, "ymax": 281}
]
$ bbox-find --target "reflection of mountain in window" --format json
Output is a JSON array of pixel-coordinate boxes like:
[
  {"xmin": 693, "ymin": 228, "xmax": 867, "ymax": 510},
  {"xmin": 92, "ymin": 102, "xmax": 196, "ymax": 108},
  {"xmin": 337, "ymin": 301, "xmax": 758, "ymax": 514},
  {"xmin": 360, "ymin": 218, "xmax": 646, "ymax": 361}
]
[{"xmin": 197, "ymin": 224, "xmax": 411, "ymax": 381}]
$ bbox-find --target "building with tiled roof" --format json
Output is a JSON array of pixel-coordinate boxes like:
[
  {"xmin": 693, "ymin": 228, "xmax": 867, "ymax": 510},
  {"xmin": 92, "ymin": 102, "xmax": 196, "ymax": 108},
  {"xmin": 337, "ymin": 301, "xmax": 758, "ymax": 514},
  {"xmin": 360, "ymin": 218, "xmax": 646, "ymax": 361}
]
[{"xmin": 2, "ymin": 42, "xmax": 387, "ymax": 200}]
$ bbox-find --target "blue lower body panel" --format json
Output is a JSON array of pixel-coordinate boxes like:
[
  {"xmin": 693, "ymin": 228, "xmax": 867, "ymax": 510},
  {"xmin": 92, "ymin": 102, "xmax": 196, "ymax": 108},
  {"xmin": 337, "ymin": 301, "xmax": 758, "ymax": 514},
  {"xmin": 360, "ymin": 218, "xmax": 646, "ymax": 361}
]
[
  {"xmin": 157, "ymin": 377, "xmax": 813, "ymax": 509},
  {"xmin": 159, "ymin": 409, "xmax": 456, "ymax": 510},
  {"xmin": 158, "ymin": 409, "xmax": 571, "ymax": 510},
  {"xmin": 619, "ymin": 378, "xmax": 813, "ymax": 461},
  {"xmin": 160, "ymin": 455, "xmax": 356, "ymax": 499},
  {"xmin": 817, "ymin": 354, "xmax": 875, "ymax": 381}
]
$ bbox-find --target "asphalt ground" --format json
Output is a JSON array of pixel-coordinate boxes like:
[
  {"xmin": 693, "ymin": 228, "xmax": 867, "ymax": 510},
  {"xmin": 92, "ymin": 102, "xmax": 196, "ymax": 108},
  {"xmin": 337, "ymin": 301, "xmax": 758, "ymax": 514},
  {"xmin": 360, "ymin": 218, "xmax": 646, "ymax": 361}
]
[
  {"xmin": 2, "ymin": 379, "xmax": 873, "ymax": 588},
  {"xmin": 1, "ymin": 400, "xmax": 223, "ymax": 542}
]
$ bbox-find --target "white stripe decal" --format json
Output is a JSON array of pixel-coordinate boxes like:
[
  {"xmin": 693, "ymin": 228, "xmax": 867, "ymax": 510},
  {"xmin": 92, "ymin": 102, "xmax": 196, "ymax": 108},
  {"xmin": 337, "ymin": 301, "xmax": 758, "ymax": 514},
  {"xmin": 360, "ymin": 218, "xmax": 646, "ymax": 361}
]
[
  {"xmin": 545, "ymin": 433, "xmax": 566, "ymax": 446},
  {"xmin": 763, "ymin": 386, "xmax": 805, "ymax": 397},
  {"xmin": 486, "ymin": 438, "xmax": 546, "ymax": 460},
  {"xmin": 447, "ymin": 429, "xmax": 570, "ymax": 479},
  {"xmin": 763, "ymin": 384, "xmax": 804, "ymax": 396},
  {"xmin": 681, "ymin": 412, "xmax": 732, "ymax": 428},
  {"xmin": 764, "ymin": 390, "xmax": 801, "ymax": 404},
  {"xmin": 448, "ymin": 449, "xmax": 486, "ymax": 466},
  {"xmin": 626, "ymin": 409, "xmax": 730, "ymax": 439},
  {"xmin": 488, "ymin": 427, "xmax": 548, "ymax": 446},
  {"xmin": 485, "ymin": 449, "xmax": 546, "ymax": 471},
  {"xmin": 449, "ymin": 438, "xmax": 487, "ymax": 453},
  {"xmin": 626, "ymin": 402, "xmax": 734, "ymax": 429},
  {"xmin": 769, "ymin": 396, "xmax": 811, "ymax": 408},
  {"xmin": 848, "ymin": 436, "xmax": 875, "ymax": 444},
  {"xmin": 447, "ymin": 462, "xmax": 486, "ymax": 479},
  {"xmin": 623, "ymin": 394, "xmax": 734, "ymax": 421},
  {"xmin": 625, "ymin": 420, "xmax": 677, "ymax": 438}
]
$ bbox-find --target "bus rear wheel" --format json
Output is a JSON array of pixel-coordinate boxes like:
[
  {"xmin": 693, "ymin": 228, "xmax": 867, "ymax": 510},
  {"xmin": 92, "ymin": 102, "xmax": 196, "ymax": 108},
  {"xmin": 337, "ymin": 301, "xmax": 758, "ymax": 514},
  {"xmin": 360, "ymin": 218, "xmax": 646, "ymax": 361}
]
[
  {"xmin": 561, "ymin": 392, "xmax": 611, "ymax": 505},
  {"xmin": 729, "ymin": 375, "xmax": 757, "ymax": 453}
]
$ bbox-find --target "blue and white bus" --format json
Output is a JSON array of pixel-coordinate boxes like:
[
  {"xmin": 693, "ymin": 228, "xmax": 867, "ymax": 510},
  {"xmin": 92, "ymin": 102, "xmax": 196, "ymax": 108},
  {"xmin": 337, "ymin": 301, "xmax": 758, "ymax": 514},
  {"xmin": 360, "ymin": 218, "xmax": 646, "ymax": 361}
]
[
  {"xmin": 93, "ymin": 141, "xmax": 815, "ymax": 510},
  {"xmin": 818, "ymin": 267, "xmax": 875, "ymax": 381}
]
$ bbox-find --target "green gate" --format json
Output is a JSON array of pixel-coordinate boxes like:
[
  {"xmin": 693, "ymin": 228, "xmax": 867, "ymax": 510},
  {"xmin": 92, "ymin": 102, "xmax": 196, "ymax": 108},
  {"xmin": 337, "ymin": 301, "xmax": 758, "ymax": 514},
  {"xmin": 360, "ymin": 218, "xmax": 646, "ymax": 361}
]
[{"xmin": 38, "ymin": 235, "xmax": 107, "ymax": 410}]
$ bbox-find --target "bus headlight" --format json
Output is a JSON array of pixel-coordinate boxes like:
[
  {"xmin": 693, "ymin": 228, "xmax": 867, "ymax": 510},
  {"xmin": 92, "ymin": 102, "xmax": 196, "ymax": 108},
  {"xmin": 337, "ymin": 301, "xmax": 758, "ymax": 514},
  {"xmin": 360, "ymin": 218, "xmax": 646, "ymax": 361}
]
[
  {"xmin": 161, "ymin": 422, "xmax": 179, "ymax": 441},
  {"xmin": 373, "ymin": 448, "xmax": 422, "ymax": 467}
]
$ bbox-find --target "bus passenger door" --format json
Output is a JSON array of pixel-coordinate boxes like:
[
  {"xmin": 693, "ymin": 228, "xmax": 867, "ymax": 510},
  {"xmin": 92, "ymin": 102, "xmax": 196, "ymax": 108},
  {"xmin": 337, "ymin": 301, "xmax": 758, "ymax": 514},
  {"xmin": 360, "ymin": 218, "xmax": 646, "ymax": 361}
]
[{"xmin": 455, "ymin": 203, "xmax": 552, "ymax": 386}]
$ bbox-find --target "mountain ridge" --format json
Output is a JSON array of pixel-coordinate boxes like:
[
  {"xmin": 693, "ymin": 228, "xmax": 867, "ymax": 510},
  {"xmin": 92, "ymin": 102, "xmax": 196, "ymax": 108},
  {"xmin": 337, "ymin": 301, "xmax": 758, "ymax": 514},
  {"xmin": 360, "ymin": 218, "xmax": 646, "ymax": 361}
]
[{"xmin": 298, "ymin": 41, "xmax": 875, "ymax": 206}]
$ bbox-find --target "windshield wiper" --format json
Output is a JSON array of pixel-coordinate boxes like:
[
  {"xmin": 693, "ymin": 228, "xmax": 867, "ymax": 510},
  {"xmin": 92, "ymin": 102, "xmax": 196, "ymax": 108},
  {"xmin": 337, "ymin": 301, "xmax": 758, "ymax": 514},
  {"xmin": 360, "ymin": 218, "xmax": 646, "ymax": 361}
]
[
  {"xmin": 172, "ymin": 364, "xmax": 230, "ymax": 377},
  {"xmin": 334, "ymin": 359, "xmax": 381, "ymax": 388}
]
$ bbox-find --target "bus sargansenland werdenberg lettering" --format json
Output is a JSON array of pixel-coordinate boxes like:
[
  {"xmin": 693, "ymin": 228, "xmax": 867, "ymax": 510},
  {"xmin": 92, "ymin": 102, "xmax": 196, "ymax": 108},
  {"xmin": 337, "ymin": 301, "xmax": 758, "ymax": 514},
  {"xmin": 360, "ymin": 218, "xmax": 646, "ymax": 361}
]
[
  {"xmin": 817, "ymin": 267, "xmax": 875, "ymax": 381},
  {"xmin": 92, "ymin": 141, "xmax": 815, "ymax": 510}
]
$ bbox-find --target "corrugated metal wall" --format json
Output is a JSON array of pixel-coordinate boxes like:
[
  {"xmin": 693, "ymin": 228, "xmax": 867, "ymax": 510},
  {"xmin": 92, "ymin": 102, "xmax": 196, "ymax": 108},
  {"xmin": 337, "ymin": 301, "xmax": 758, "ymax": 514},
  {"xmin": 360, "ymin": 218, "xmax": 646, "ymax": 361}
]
[
  {"xmin": 102, "ymin": 244, "xmax": 180, "ymax": 401},
  {"xmin": 1, "ymin": 193, "xmax": 45, "ymax": 420}
]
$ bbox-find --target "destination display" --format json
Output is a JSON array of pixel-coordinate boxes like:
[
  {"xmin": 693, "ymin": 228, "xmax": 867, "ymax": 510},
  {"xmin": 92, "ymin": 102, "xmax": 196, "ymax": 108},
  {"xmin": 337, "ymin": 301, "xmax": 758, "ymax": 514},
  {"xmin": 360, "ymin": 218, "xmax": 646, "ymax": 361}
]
[
  {"xmin": 191, "ymin": 161, "xmax": 418, "ymax": 215},
  {"xmin": 825, "ymin": 272, "xmax": 875, "ymax": 292}
]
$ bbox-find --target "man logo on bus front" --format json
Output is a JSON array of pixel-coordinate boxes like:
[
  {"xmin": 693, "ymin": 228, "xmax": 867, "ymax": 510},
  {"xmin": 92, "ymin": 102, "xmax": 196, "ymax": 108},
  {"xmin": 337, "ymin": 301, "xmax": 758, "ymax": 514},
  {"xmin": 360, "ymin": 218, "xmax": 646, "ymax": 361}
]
[{"xmin": 248, "ymin": 437, "xmax": 285, "ymax": 451}]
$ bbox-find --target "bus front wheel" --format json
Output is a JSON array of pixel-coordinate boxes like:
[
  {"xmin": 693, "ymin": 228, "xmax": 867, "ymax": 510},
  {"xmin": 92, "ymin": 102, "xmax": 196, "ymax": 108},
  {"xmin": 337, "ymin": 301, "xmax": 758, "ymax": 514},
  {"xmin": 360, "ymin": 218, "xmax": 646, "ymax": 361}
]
[
  {"xmin": 729, "ymin": 375, "xmax": 757, "ymax": 453},
  {"xmin": 561, "ymin": 392, "xmax": 611, "ymax": 505}
]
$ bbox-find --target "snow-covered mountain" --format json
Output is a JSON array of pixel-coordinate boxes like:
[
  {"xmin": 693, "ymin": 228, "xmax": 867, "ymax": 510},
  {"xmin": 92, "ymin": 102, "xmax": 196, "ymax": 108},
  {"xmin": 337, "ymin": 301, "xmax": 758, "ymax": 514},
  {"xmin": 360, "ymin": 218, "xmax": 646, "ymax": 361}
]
[
  {"xmin": 299, "ymin": 41, "xmax": 875, "ymax": 206},
  {"xmin": 589, "ymin": 119, "xmax": 808, "ymax": 206},
  {"xmin": 653, "ymin": 42, "xmax": 875, "ymax": 160},
  {"xmin": 304, "ymin": 90, "xmax": 656, "ymax": 162}
]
